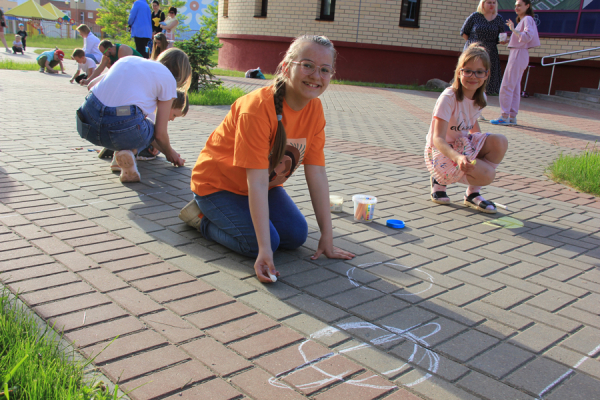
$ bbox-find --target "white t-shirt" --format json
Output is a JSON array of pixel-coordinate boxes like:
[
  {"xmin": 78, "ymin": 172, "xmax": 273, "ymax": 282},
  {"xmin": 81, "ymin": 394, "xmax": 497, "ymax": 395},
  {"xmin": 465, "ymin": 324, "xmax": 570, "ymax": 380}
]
[
  {"xmin": 84, "ymin": 32, "xmax": 103, "ymax": 62},
  {"xmin": 92, "ymin": 56, "xmax": 177, "ymax": 119},
  {"xmin": 78, "ymin": 57, "xmax": 97, "ymax": 74},
  {"xmin": 426, "ymin": 88, "xmax": 483, "ymax": 147}
]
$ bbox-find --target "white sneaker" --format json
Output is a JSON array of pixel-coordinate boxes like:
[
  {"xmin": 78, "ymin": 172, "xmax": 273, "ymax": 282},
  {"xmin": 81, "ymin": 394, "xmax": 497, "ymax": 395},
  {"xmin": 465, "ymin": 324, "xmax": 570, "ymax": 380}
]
[
  {"xmin": 115, "ymin": 150, "xmax": 140, "ymax": 182},
  {"xmin": 110, "ymin": 154, "xmax": 121, "ymax": 172},
  {"xmin": 510, "ymin": 117, "xmax": 517, "ymax": 125},
  {"xmin": 178, "ymin": 200, "xmax": 203, "ymax": 230}
]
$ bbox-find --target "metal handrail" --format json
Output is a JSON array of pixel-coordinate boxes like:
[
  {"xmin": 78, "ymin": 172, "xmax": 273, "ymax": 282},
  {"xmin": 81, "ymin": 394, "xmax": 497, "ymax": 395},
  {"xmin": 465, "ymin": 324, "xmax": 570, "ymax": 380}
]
[{"xmin": 541, "ymin": 47, "xmax": 600, "ymax": 95}]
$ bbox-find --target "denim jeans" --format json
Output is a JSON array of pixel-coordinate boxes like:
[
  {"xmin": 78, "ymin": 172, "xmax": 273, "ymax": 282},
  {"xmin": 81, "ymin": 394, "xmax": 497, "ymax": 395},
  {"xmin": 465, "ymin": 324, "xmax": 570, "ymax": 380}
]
[
  {"xmin": 194, "ymin": 187, "xmax": 308, "ymax": 257},
  {"xmin": 77, "ymin": 92, "xmax": 154, "ymax": 154}
]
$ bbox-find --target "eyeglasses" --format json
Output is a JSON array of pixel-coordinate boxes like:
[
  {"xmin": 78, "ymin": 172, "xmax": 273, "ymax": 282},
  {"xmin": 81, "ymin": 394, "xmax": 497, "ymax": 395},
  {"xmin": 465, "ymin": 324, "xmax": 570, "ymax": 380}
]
[
  {"xmin": 290, "ymin": 61, "xmax": 334, "ymax": 79},
  {"xmin": 460, "ymin": 69, "xmax": 489, "ymax": 78}
]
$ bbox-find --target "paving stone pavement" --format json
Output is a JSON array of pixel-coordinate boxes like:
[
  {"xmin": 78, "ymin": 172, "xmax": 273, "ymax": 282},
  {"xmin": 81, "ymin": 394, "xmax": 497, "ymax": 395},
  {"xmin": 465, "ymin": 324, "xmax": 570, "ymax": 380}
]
[{"xmin": 1, "ymin": 68, "xmax": 600, "ymax": 400}]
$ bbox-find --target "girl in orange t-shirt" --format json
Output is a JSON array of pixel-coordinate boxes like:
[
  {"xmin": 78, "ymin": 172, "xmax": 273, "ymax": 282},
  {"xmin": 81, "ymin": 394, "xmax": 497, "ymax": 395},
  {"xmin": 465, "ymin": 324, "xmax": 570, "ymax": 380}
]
[{"xmin": 181, "ymin": 35, "xmax": 355, "ymax": 283}]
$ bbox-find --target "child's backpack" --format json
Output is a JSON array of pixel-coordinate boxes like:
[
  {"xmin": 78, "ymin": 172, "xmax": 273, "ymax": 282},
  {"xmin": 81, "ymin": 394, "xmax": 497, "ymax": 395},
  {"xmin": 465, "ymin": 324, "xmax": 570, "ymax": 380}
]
[{"xmin": 245, "ymin": 67, "xmax": 266, "ymax": 79}]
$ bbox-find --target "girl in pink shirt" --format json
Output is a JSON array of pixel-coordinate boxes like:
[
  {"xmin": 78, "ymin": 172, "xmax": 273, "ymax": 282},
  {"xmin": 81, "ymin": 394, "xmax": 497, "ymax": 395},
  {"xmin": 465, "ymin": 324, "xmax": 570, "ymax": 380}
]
[
  {"xmin": 491, "ymin": 0, "xmax": 540, "ymax": 126},
  {"xmin": 425, "ymin": 44, "xmax": 508, "ymax": 213}
]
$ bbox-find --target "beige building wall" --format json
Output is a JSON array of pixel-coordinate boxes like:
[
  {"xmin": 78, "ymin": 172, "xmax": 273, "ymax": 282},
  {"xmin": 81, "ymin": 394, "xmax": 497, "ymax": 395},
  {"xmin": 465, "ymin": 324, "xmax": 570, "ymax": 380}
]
[{"xmin": 217, "ymin": 0, "xmax": 599, "ymax": 61}]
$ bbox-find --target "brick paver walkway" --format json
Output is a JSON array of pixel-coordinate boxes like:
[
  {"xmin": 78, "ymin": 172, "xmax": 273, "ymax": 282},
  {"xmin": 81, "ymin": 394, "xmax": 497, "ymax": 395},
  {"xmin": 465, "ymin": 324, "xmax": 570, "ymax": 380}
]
[{"xmin": 1, "ymin": 66, "xmax": 600, "ymax": 400}]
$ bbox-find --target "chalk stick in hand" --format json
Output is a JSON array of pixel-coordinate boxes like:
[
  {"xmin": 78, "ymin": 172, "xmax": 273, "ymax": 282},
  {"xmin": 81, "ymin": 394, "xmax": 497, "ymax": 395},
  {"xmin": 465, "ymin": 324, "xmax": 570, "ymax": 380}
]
[
  {"xmin": 471, "ymin": 160, "xmax": 477, "ymax": 165},
  {"xmin": 268, "ymin": 272, "xmax": 277, "ymax": 283}
]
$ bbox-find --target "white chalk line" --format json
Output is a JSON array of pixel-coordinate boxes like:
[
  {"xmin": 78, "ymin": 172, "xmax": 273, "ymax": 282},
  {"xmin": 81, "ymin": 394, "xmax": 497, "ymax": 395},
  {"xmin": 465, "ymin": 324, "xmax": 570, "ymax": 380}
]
[
  {"xmin": 352, "ymin": 262, "xmax": 434, "ymax": 296},
  {"xmin": 267, "ymin": 320, "xmax": 443, "ymax": 392},
  {"xmin": 537, "ymin": 342, "xmax": 600, "ymax": 399}
]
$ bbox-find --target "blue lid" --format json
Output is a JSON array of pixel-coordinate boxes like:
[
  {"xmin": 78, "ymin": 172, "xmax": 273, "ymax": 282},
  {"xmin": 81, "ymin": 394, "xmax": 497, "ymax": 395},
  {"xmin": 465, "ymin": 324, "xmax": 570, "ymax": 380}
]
[{"xmin": 386, "ymin": 219, "xmax": 405, "ymax": 229}]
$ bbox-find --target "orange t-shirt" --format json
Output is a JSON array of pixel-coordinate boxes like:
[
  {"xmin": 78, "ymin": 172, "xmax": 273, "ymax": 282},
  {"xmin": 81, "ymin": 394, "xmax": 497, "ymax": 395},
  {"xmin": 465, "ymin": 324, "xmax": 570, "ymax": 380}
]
[{"xmin": 191, "ymin": 86, "xmax": 326, "ymax": 196}]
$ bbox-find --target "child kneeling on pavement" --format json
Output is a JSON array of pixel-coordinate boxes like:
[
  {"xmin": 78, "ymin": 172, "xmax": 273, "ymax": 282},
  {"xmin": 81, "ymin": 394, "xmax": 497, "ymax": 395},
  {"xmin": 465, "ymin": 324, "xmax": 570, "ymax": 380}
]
[
  {"xmin": 70, "ymin": 48, "xmax": 97, "ymax": 85},
  {"xmin": 75, "ymin": 48, "xmax": 191, "ymax": 183},
  {"xmin": 37, "ymin": 48, "xmax": 66, "ymax": 74}
]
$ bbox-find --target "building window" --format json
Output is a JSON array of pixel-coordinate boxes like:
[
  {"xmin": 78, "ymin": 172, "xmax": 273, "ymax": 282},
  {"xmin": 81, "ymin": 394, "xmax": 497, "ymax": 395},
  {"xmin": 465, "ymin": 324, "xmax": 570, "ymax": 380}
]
[
  {"xmin": 80, "ymin": 12, "xmax": 85, "ymax": 23},
  {"xmin": 223, "ymin": 0, "xmax": 228, "ymax": 17},
  {"xmin": 399, "ymin": 0, "xmax": 421, "ymax": 28},
  {"xmin": 319, "ymin": 0, "xmax": 336, "ymax": 21},
  {"xmin": 498, "ymin": 0, "xmax": 600, "ymax": 37},
  {"xmin": 88, "ymin": 12, "xmax": 93, "ymax": 19},
  {"xmin": 255, "ymin": 0, "xmax": 267, "ymax": 17}
]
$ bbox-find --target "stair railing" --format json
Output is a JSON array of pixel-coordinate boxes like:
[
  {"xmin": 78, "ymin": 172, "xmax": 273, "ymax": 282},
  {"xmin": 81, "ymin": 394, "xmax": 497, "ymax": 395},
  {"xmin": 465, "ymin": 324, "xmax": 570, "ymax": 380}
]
[{"xmin": 541, "ymin": 47, "xmax": 600, "ymax": 95}]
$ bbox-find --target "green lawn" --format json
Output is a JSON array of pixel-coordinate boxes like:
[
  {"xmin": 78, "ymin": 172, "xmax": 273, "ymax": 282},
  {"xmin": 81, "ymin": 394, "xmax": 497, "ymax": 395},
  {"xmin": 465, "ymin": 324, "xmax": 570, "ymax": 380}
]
[
  {"xmin": 549, "ymin": 145, "xmax": 600, "ymax": 197},
  {"xmin": 189, "ymin": 86, "xmax": 246, "ymax": 105},
  {"xmin": 0, "ymin": 60, "xmax": 41, "ymax": 71},
  {"xmin": 0, "ymin": 288, "xmax": 125, "ymax": 399}
]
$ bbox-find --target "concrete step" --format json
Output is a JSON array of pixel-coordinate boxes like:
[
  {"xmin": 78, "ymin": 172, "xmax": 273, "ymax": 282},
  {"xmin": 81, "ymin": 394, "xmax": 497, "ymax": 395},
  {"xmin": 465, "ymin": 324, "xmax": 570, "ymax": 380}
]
[
  {"xmin": 581, "ymin": 87, "xmax": 600, "ymax": 96},
  {"xmin": 534, "ymin": 93, "xmax": 600, "ymax": 111},
  {"xmin": 556, "ymin": 90, "xmax": 600, "ymax": 104}
]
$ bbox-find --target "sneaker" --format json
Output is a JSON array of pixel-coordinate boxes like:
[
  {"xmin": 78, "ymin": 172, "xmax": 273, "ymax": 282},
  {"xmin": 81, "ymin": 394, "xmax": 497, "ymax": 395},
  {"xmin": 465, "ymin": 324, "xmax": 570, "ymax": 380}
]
[
  {"xmin": 490, "ymin": 116, "xmax": 513, "ymax": 126},
  {"xmin": 478, "ymin": 115, "xmax": 487, "ymax": 121},
  {"xmin": 179, "ymin": 200, "xmax": 204, "ymax": 231},
  {"xmin": 110, "ymin": 155, "xmax": 121, "ymax": 172},
  {"xmin": 115, "ymin": 150, "xmax": 140, "ymax": 182},
  {"xmin": 39, "ymin": 67, "xmax": 44, "ymax": 73},
  {"xmin": 510, "ymin": 117, "xmax": 517, "ymax": 125}
]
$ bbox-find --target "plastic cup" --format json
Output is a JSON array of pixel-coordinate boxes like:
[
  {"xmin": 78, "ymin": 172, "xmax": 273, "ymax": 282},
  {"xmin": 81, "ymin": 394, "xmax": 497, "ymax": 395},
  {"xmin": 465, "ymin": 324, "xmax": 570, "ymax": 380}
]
[
  {"xmin": 330, "ymin": 195, "xmax": 344, "ymax": 213},
  {"xmin": 352, "ymin": 194, "xmax": 377, "ymax": 223},
  {"xmin": 499, "ymin": 32, "xmax": 507, "ymax": 42}
]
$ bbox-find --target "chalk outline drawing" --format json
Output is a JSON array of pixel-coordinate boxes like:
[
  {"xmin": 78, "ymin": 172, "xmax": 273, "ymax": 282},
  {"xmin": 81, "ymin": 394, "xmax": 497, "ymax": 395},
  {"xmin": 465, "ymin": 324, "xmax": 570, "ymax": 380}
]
[
  {"xmin": 538, "ymin": 342, "xmax": 600, "ymax": 399},
  {"xmin": 267, "ymin": 320, "xmax": 442, "ymax": 391}
]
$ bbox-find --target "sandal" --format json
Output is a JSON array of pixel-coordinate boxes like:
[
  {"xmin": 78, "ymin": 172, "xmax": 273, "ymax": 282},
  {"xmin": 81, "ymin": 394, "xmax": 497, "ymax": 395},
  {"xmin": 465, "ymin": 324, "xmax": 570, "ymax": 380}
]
[
  {"xmin": 430, "ymin": 176, "xmax": 450, "ymax": 205},
  {"xmin": 98, "ymin": 148, "xmax": 114, "ymax": 159},
  {"xmin": 464, "ymin": 192, "xmax": 497, "ymax": 214},
  {"xmin": 136, "ymin": 145, "xmax": 159, "ymax": 160},
  {"xmin": 179, "ymin": 200, "xmax": 204, "ymax": 231}
]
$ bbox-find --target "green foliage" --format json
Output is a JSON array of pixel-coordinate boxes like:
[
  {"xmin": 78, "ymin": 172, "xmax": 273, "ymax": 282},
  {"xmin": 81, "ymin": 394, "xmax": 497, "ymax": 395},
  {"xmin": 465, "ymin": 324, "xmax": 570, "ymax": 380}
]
[
  {"xmin": 549, "ymin": 143, "xmax": 600, "ymax": 196},
  {"xmin": 199, "ymin": 0, "xmax": 218, "ymax": 45},
  {"xmin": 0, "ymin": 288, "xmax": 124, "ymax": 399},
  {"xmin": 0, "ymin": 60, "xmax": 41, "ymax": 71},
  {"xmin": 175, "ymin": 29, "xmax": 222, "ymax": 92},
  {"xmin": 188, "ymin": 86, "xmax": 246, "ymax": 105},
  {"xmin": 96, "ymin": 0, "xmax": 135, "ymax": 42}
]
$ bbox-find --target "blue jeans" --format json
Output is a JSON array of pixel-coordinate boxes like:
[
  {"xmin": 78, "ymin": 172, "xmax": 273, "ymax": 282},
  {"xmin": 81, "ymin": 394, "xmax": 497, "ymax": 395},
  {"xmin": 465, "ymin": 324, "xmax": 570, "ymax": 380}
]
[
  {"xmin": 194, "ymin": 187, "xmax": 308, "ymax": 257},
  {"xmin": 76, "ymin": 92, "xmax": 154, "ymax": 154},
  {"xmin": 85, "ymin": 53, "xmax": 99, "ymax": 63}
]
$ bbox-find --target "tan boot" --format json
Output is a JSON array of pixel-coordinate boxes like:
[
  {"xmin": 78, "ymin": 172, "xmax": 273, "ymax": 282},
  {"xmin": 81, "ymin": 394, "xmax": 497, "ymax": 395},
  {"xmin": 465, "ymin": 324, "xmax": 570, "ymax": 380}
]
[{"xmin": 179, "ymin": 200, "xmax": 203, "ymax": 230}]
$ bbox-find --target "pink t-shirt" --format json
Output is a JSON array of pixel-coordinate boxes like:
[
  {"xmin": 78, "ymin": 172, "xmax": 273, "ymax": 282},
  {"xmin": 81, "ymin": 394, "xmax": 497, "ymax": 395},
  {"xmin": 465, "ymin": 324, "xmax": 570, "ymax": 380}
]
[
  {"xmin": 426, "ymin": 88, "xmax": 482, "ymax": 148},
  {"xmin": 508, "ymin": 15, "xmax": 540, "ymax": 49}
]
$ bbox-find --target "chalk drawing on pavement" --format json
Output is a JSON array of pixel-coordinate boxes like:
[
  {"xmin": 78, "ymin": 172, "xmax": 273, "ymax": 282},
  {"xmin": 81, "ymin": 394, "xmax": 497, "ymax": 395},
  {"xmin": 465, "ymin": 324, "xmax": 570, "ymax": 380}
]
[{"xmin": 354, "ymin": 262, "xmax": 434, "ymax": 296}]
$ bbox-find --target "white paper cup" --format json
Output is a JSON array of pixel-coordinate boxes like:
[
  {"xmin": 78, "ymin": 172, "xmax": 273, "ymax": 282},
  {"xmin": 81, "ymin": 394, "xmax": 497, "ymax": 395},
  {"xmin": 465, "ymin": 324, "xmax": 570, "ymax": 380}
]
[
  {"xmin": 330, "ymin": 195, "xmax": 344, "ymax": 213},
  {"xmin": 499, "ymin": 32, "xmax": 507, "ymax": 42},
  {"xmin": 352, "ymin": 194, "xmax": 377, "ymax": 223}
]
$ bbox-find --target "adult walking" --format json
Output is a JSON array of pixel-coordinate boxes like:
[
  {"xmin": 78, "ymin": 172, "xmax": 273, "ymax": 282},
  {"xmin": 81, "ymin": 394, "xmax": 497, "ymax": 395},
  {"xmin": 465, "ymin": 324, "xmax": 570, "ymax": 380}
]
[
  {"xmin": 461, "ymin": 0, "xmax": 507, "ymax": 95},
  {"xmin": 77, "ymin": 24, "xmax": 103, "ymax": 63},
  {"xmin": 0, "ymin": 9, "xmax": 10, "ymax": 53},
  {"xmin": 128, "ymin": 0, "xmax": 152, "ymax": 58},
  {"xmin": 491, "ymin": 0, "xmax": 539, "ymax": 126}
]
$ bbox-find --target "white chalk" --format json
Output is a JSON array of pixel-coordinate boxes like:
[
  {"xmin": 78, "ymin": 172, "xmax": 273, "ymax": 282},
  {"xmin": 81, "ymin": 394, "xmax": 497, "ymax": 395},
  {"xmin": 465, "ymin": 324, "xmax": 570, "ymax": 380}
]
[
  {"xmin": 495, "ymin": 203, "xmax": 508, "ymax": 210},
  {"xmin": 268, "ymin": 272, "xmax": 277, "ymax": 283}
]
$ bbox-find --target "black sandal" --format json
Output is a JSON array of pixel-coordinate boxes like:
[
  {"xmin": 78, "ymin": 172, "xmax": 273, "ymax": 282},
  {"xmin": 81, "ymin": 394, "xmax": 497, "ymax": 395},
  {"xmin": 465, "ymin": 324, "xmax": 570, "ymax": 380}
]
[
  {"xmin": 430, "ymin": 176, "xmax": 450, "ymax": 205},
  {"xmin": 464, "ymin": 192, "xmax": 497, "ymax": 214},
  {"xmin": 98, "ymin": 148, "xmax": 114, "ymax": 159}
]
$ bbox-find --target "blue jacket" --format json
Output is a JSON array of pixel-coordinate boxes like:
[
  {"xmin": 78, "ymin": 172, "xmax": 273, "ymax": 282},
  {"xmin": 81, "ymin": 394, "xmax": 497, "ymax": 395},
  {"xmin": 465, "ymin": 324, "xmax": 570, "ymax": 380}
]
[{"xmin": 128, "ymin": 0, "xmax": 152, "ymax": 39}]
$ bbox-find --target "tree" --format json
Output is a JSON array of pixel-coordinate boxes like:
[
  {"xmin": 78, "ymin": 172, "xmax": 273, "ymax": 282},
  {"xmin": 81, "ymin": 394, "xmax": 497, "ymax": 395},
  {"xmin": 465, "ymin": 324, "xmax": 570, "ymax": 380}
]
[
  {"xmin": 199, "ymin": 0, "xmax": 218, "ymax": 45},
  {"xmin": 175, "ymin": 29, "xmax": 222, "ymax": 92},
  {"xmin": 97, "ymin": 0, "xmax": 188, "ymax": 42}
]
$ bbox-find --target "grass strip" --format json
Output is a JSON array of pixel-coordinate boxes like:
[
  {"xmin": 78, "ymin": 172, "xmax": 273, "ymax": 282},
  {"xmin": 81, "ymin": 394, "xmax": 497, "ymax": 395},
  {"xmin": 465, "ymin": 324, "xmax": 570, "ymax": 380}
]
[
  {"xmin": 0, "ymin": 60, "xmax": 40, "ymax": 71},
  {"xmin": 211, "ymin": 68, "xmax": 443, "ymax": 92},
  {"xmin": 548, "ymin": 143, "xmax": 600, "ymax": 197},
  {"xmin": 189, "ymin": 86, "xmax": 247, "ymax": 106},
  {"xmin": 0, "ymin": 287, "xmax": 123, "ymax": 399}
]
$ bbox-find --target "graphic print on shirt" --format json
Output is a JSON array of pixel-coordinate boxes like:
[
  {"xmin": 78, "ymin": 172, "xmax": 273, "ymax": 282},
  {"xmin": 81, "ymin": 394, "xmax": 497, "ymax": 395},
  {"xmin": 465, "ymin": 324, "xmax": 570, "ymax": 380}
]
[
  {"xmin": 269, "ymin": 139, "xmax": 306, "ymax": 187},
  {"xmin": 450, "ymin": 110, "xmax": 474, "ymax": 133}
]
